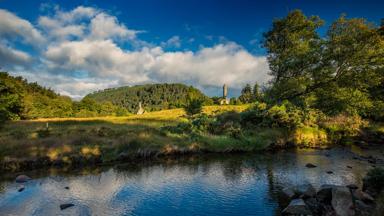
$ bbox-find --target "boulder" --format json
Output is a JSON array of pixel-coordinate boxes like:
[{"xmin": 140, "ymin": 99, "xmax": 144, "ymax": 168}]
[
  {"xmin": 354, "ymin": 200, "xmax": 375, "ymax": 216},
  {"xmin": 15, "ymin": 175, "xmax": 31, "ymax": 183},
  {"xmin": 305, "ymin": 163, "xmax": 317, "ymax": 168},
  {"xmin": 316, "ymin": 184, "xmax": 335, "ymax": 204},
  {"xmin": 282, "ymin": 187, "xmax": 296, "ymax": 199},
  {"xmin": 282, "ymin": 199, "xmax": 312, "ymax": 215},
  {"xmin": 60, "ymin": 203, "xmax": 75, "ymax": 210},
  {"xmin": 353, "ymin": 190, "xmax": 375, "ymax": 203},
  {"xmin": 295, "ymin": 184, "xmax": 316, "ymax": 198},
  {"xmin": 331, "ymin": 186, "xmax": 355, "ymax": 216}
]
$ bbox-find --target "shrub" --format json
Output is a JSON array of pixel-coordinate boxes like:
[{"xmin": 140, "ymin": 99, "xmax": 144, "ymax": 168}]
[
  {"xmin": 263, "ymin": 101, "xmax": 303, "ymax": 129},
  {"xmin": 184, "ymin": 99, "xmax": 204, "ymax": 117},
  {"xmin": 209, "ymin": 111, "xmax": 242, "ymax": 135},
  {"xmin": 320, "ymin": 114, "xmax": 367, "ymax": 142},
  {"xmin": 240, "ymin": 102, "xmax": 267, "ymax": 127},
  {"xmin": 191, "ymin": 114, "xmax": 214, "ymax": 132}
]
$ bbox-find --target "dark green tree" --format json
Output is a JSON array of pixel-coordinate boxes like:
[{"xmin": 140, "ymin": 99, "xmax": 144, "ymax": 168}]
[
  {"xmin": 239, "ymin": 84, "xmax": 253, "ymax": 103},
  {"xmin": 184, "ymin": 99, "xmax": 204, "ymax": 117}
]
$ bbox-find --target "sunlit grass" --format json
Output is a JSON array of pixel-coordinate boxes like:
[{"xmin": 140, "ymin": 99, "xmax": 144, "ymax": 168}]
[{"xmin": 0, "ymin": 104, "xmax": 253, "ymax": 166}]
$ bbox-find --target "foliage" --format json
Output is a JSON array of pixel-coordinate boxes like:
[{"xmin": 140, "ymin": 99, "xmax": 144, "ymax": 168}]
[
  {"xmin": 320, "ymin": 114, "xmax": 367, "ymax": 143},
  {"xmin": 238, "ymin": 83, "xmax": 264, "ymax": 104},
  {"xmin": 85, "ymin": 83, "xmax": 212, "ymax": 113},
  {"xmin": 184, "ymin": 99, "xmax": 204, "ymax": 117},
  {"xmin": 263, "ymin": 10, "xmax": 384, "ymax": 117}
]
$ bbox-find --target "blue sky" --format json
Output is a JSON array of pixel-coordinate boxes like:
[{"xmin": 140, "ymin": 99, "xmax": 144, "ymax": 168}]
[{"xmin": 0, "ymin": 0, "xmax": 383, "ymax": 98}]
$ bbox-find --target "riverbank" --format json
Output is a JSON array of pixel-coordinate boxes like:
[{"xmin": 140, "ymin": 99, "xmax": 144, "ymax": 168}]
[{"xmin": 0, "ymin": 105, "xmax": 383, "ymax": 172}]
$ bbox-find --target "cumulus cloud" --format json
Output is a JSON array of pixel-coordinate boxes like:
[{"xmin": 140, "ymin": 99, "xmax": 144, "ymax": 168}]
[
  {"xmin": 161, "ymin": 36, "xmax": 181, "ymax": 48},
  {"xmin": 0, "ymin": 43, "xmax": 32, "ymax": 67},
  {"xmin": 1, "ymin": 6, "xmax": 270, "ymax": 99},
  {"xmin": 0, "ymin": 9, "xmax": 45, "ymax": 45}
]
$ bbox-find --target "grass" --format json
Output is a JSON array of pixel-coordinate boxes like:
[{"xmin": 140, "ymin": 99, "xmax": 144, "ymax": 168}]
[{"xmin": 0, "ymin": 105, "xmax": 257, "ymax": 171}]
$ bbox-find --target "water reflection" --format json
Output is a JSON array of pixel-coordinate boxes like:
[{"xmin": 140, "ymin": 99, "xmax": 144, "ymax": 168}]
[{"xmin": 0, "ymin": 147, "xmax": 382, "ymax": 216}]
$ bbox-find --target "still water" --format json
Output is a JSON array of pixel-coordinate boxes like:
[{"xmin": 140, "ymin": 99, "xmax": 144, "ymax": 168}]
[{"xmin": 0, "ymin": 147, "xmax": 382, "ymax": 216}]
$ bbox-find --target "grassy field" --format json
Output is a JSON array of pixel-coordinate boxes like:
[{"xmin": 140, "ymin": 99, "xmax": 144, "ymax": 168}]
[{"xmin": 0, "ymin": 105, "xmax": 262, "ymax": 171}]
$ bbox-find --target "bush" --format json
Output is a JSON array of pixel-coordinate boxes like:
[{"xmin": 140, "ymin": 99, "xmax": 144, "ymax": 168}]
[
  {"xmin": 184, "ymin": 99, "xmax": 204, "ymax": 117},
  {"xmin": 209, "ymin": 111, "xmax": 242, "ymax": 135},
  {"xmin": 320, "ymin": 114, "xmax": 367, "ymax": 142},
  {"xmin": 191, "ymin": 114, "xmax": 214, "ymax": 132}
]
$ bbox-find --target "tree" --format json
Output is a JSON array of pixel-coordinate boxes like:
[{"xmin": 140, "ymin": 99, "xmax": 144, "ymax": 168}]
[
  {"xmin": 252, "ymin": 83, "xmax": 262, "ymax": 102},
  {"xmin": 184, "ymin": 99, "xmax": 203, "ymax": 117},
  {"xmin": 239, "ymin": 84, "xmax": 253, "ymax": 103},
  {"xmin": 0, "ymin": 72, "xmax": 23, "ymax": 122},
  {"xmin": 264, "ymin": 10, "xmax": 384, "ymax": 116},
  {"xmin": 263, "ymin": 10, "xmax": 323, "ymax": 100}
]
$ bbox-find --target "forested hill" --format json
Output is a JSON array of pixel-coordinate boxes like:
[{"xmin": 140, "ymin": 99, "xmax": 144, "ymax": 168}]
[
  {"xmin": 0, "ymin": 72, "xmax": 73, "ymax": 120},
  {"xmin": 84, "ymin": 83, "xmax": 212, "ymax": 112}
]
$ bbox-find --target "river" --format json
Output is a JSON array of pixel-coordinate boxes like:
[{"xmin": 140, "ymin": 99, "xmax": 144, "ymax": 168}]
[{"xmin": 0, "ymin": 146, "xmax": 383, "ymax": 216}]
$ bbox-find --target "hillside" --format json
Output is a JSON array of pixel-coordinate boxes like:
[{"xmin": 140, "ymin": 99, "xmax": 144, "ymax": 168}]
[
  {"xmin": 84, "ymin": 83, "xmax": 212, "ymax": 113},
  {"xmin": 0, "ymin": 72, "xmax": 129, "ymax": 120},
  {"xmin": 0, "ymin": 72, "xmax": 74, "ymax": 120}
]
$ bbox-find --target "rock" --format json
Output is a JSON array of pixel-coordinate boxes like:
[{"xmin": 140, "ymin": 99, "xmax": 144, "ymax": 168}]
[
  {"xmin": 60, "ymin": 203, "xmax": 75, "ymax": 210},
  {"xmin": 347, "ymin": 166, "xmax": 353, "ymax": 169},
  {"xmin": 305, "ymin": 163, "xmax": 317, "ymax": 168},
  {"xmin": 65, "ymin": 186, "xmax": 70, "ymax": 190},
  {"xmin": 332, "ymin": 186, "xmax": 355, "ymax": 216},
  {"xmin": 304, "ymin": 197, "xmax": 322, "ymax": 215},
  {"xmin": 326, "ymin": 171, "xmax": 333, "ymax": 174},
  {"xmin": 282, "ymin": 199, "xmax": 312, "ymax": 215},
  {"xmin": 353, "ymin": 190, "xmax": 375, "ymax": 203},
  {"xmin": 354, "ymin": 200, "xmax": 375, "ymax": 216},
  {"xmin": 346, "ymin": 184, "xmax": 358, "ymax": 190},
  {"xmin": 15, "ymin": 175, "xmax": 31, "ymax": 183},
  {"xmin": 18, "ymin": 186, "xmax": 25, "ymax": 192},
  {"xmin": 282, "ymin": 187, "xmax": 296, "ymax": 199},
  {"xmin": 295, "ymin": 184, "xmax": 316, "ymax": 198},
  {"xmin": 317, "ymin": 185, "xmax": 335, "ymax": 204}
]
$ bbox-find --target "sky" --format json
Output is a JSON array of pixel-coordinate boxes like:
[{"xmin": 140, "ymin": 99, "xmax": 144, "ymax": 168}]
[{"xmin": 0, "ymin": 0, "xmax": 383, "ymax": 99}]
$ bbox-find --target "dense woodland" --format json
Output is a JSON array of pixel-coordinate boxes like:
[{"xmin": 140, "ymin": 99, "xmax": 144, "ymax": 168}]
[{"xmin": 85, "ymin": 83, "xmax": 212, "ymax": 113}]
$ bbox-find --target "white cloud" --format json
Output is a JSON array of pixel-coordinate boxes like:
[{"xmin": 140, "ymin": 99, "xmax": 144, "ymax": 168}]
[
  {"xmin": 44, "ymin": 40, "xmax": 269, "ymax": 97},
  {"xmin": 0, "ymin": 43, "xmax": 32, "ymax": 67},
  {"xmin": 89, "ymin": 13, "xmax": 139, "ymax": 40},
  {"xmin": 0, "ymin": 6, "xmax": 270, "ymax": 99},
  {"xmin": 161, "ymin": 36, "xmax": 181, "ymax": 48},
  {"xmin": 0, "ymin": 9, "xmax": 45, "ymax": 45}
]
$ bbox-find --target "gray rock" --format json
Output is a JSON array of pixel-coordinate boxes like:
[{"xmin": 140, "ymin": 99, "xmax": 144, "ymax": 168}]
[
  {"xmin": 316, "ymin": 184, "xmax": 335, "ymax": 204},
  {"xmin": 282, "ymin": 187, "xmax": 296, "ymax": 199},
  {"xmin": 15, "ymin": 175, "xmax": 31, "ymax": 183},
  {"xmin": 354, "ymin": 200, "xmax": 374, "ymax": 216},
  {"xmin": 331, "ymin": 186, "xmax": 355, "ymax": 216},
  {"xmin": 295, "ymin": 184, "xmax": 316, "ymax": 198},
  {"xmin": 353, "ymin": 190, "xmax": 374, "ymax": 203},
  {"xmin": 282, "ymin": 198, "xmax": 312, "ymax": 215}
]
